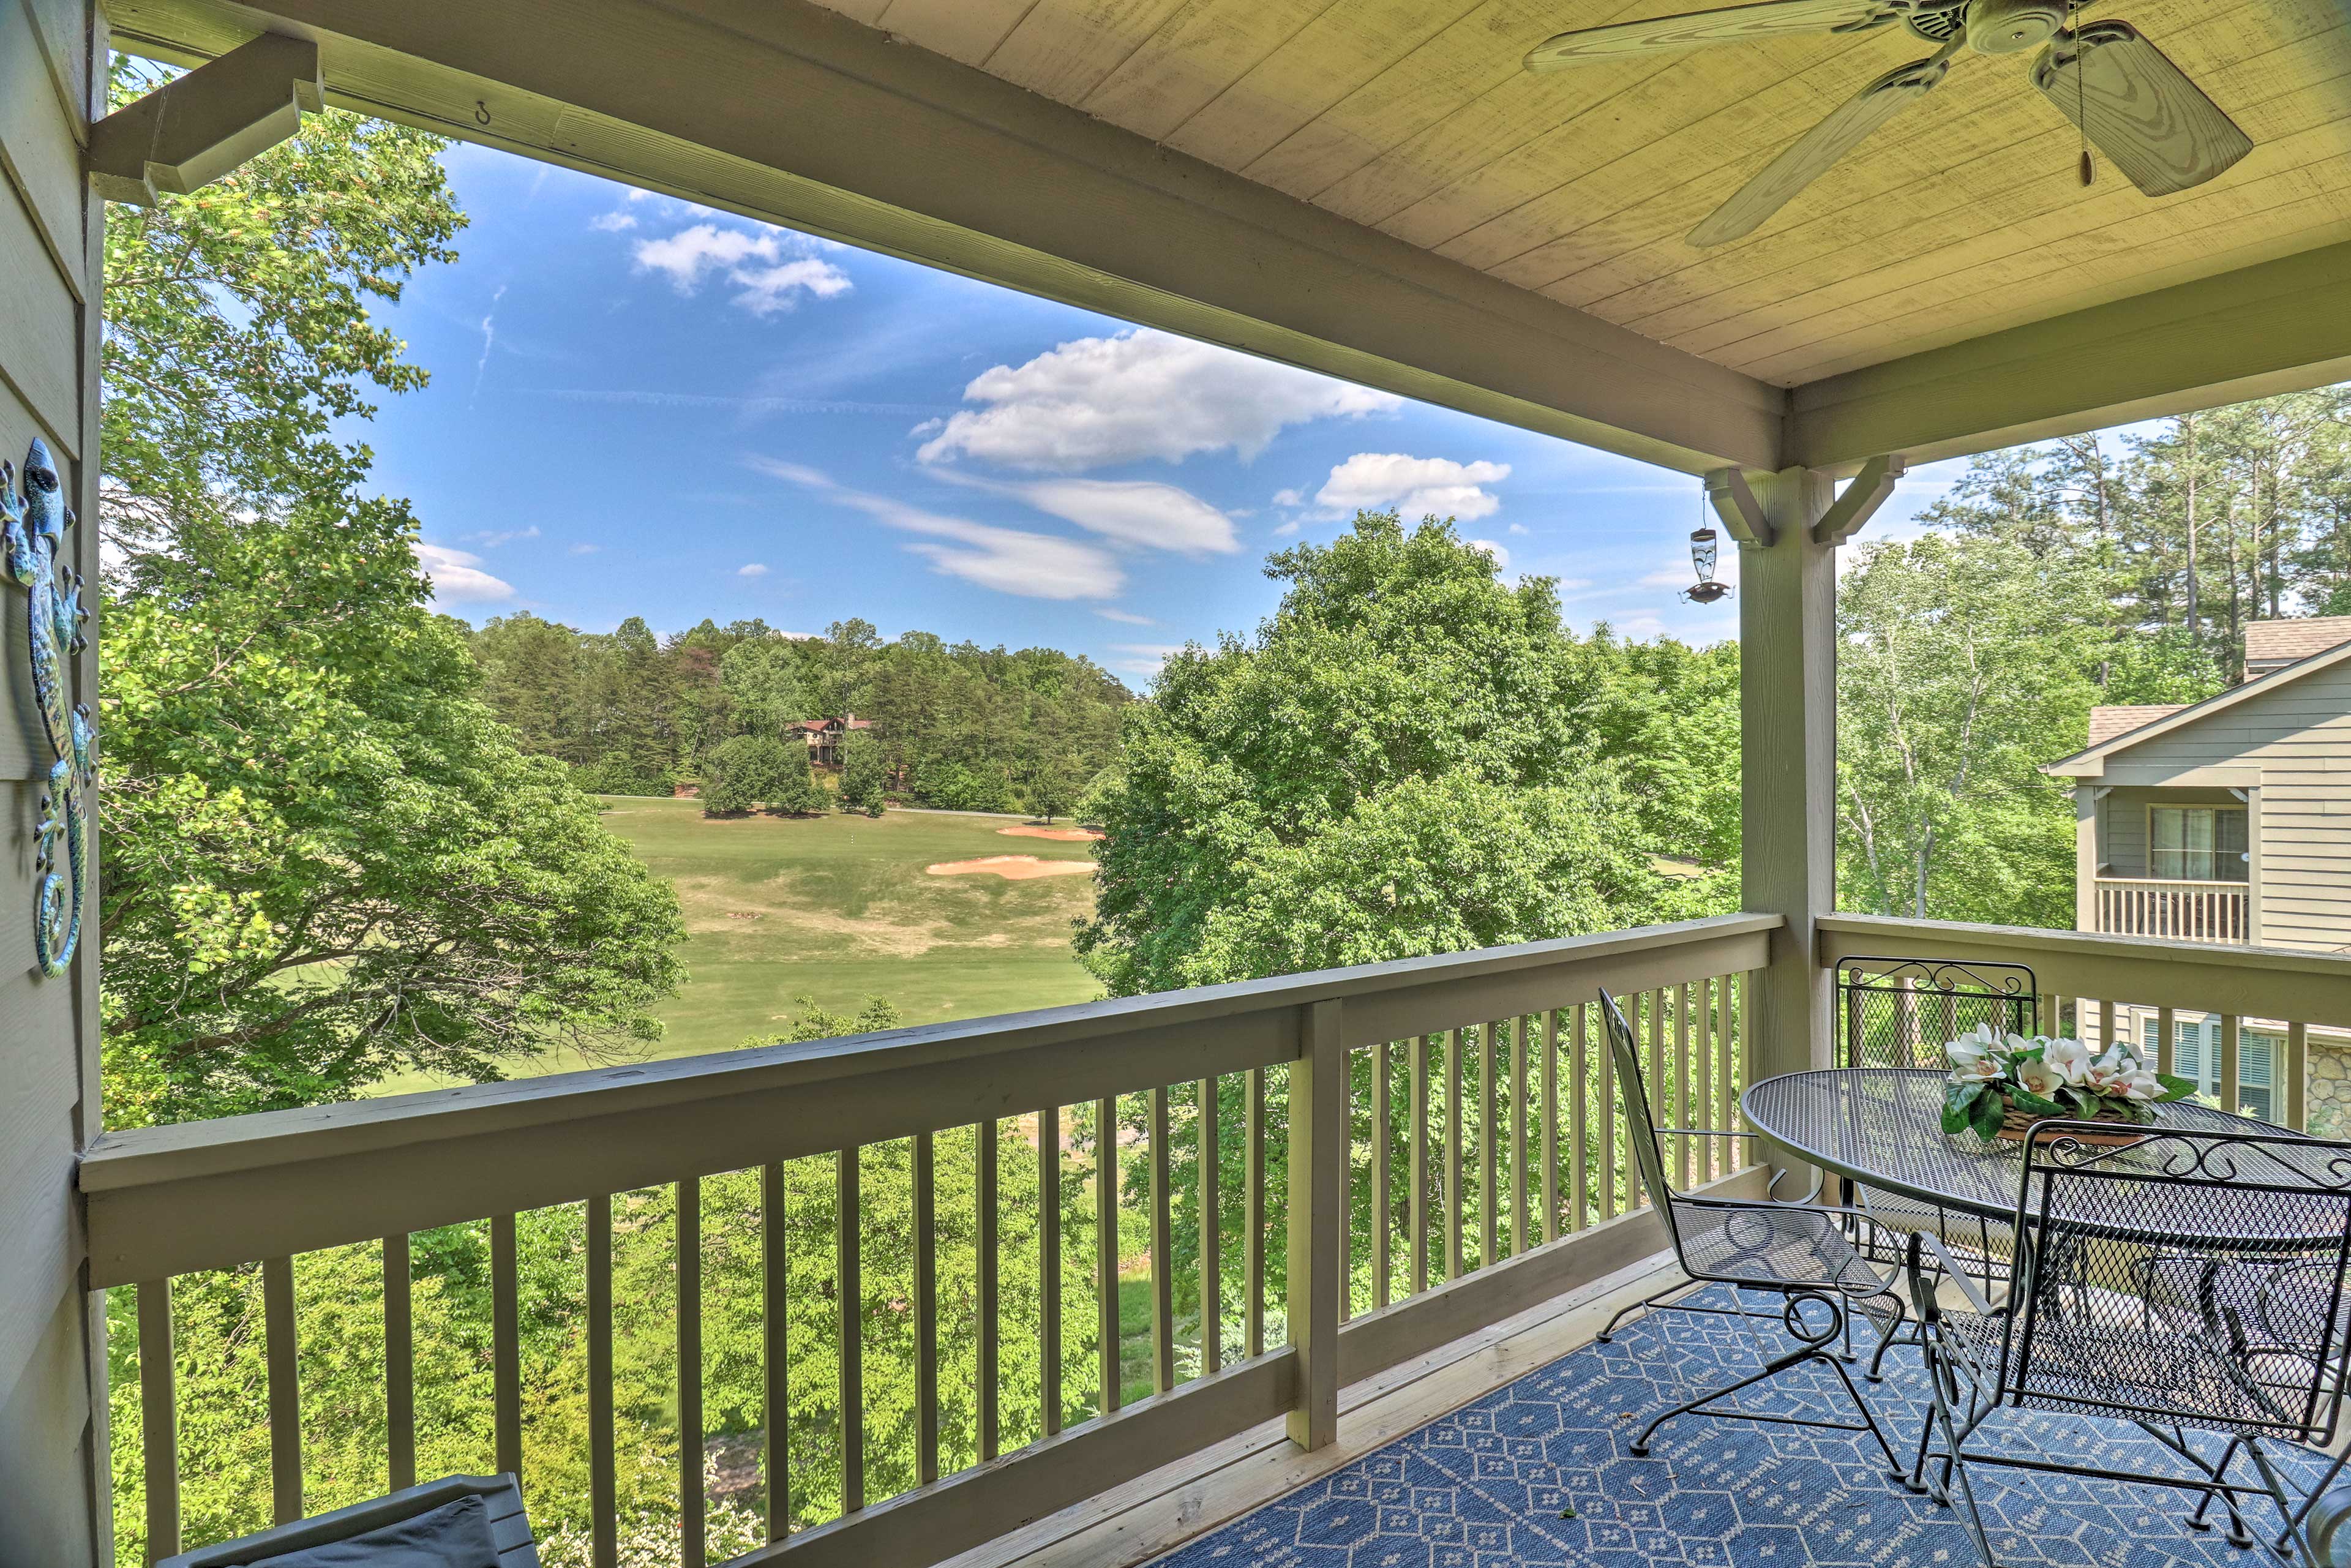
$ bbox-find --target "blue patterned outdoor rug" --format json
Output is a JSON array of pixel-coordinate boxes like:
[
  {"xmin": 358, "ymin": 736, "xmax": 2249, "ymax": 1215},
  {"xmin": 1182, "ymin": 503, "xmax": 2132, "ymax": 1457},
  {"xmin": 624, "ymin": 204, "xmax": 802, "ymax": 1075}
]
[{"xmin": 1157, "ymin": 1287, "xmax": 2332, "ymax": 1568}]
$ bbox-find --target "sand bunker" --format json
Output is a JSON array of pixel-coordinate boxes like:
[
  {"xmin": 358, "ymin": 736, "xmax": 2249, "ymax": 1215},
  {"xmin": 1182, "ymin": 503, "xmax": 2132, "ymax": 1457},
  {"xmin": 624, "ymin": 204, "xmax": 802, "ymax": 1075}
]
[
  {"xmin": 997, "ymin": 823, "xmax": 1104, "ymax": 842},
  {"xmin": 927, "ymin": 855, "xmax": 1098, "ymax": 880}
]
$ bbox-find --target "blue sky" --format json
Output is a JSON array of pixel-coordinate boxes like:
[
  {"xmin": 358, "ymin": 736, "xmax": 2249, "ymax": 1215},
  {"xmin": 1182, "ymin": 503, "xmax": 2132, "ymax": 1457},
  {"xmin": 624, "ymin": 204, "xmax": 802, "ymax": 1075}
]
[{"xmin": 353, "ymin": 144, "xmax": 1967, "ymax": 685}]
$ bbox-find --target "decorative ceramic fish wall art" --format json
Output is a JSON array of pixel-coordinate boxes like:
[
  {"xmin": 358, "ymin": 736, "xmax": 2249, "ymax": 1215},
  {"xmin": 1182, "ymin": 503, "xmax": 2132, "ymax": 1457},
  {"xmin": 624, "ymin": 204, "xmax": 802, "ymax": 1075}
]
[{"xmin": 3, "ymin": 438, "xmax": 93, "ymax": 975}]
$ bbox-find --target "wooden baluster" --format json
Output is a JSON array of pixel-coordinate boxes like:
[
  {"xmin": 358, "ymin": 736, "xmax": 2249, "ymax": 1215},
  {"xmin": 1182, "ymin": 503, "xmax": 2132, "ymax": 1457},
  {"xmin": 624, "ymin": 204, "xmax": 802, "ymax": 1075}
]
[
  {"xmin": 1288, "ymin": 1000, "xmax": 1345, "ymax": 1451},
  {"xmin": 979, "ymin": 1120, "xmax": 1000, "ymax": 1458},
  {"xmin": 1096, "ymin": 1096, "xmax": 1120, "ymax": 1414},
  {"xmin": 492, "ymin": 1214, "xmax": 522, "ymax": 1481},
  {"xmin": 758, "ymin": 1170, "xmax": 786, "ymax": 1545},
  {"xmin": 1715, "ymin": 978, "xmax": 1735, "ymax": 1176},
  {"xmin": 2288, "ymin": 1022, "xmax": 2310, "ymax": 1131},
  {"xmin": 138, "ymin": 1278, "xmax": 179, "ymax": 1564},
  {"xmin": 1479, "ymin": 1022, "xmax": 1497, "ymax": 1269},
  {"xmin": 839, "ymin": 1149, "xmax": 864, "ymax": 1514},
  {"xmin": 679, "ymin": 1179, "xmax": 705, "ymax": 1568},
  {"xmin": 1646, "ymin": 992, "xmax": 1667, "ymax": 1201},
  {"xmin": 1676, "ymin": 985, "xmax": 1695, "ymax": 1189},
  {"xmin": 1199, "ymin": 1078, "xmax": 1223, "ymax": 1371},
  {"xmin": 1569, "ymin": 1006, "xmax": 1589, "ymax": 1232},
  {"xmin": 1410, "ymin": 1037, "xmax": 1431, "ymax": 1296},
  {"xmin": 913, "ymin": 1133, "xmax": 939, "ymax": 1483},
  {"xmin": 1510, "ymin": 1017, "xmax": 1528, "ymax": 1257},
  {"xmin": 2220, "ymin": 1015, "xmax": 2242, "ymax": 1116},
  {"xmin": 1542, "ymin": 1010, "xmax": 1561, "ymax": 1245},
  {"xmin": 590, "ymin": 1195, "xmax": 617, "ymax": 1567},
  {"xmin": 1245, "ymin": 1072, "xmax": 1265, "ymax": 1359},
  {"xmin": 1444, "ymin": 1028, "xmax": 1464, "ymax": 1281},
  {"xmin": 1338, "ymin": 1057, "xmax": 1354, "ymax": 1324},
  {"xmin": 1040, "ymin": 1106, "xmax": 1062, "ymax": 1435},
  {"xmin": 1597, "ymin": 1003, "xmax": 1617, "ymax": 1221},
  {"xmin": 1150, "ymin": 1088, "xmax": 1174, "ymax": 1392},
  {"xmin": 1371, "ymin": 1045, "xmax": 1390, "ymax": 1308},
  {"xmin": 263, "ymin": 1255, "xmax": 301, "ymax": 1524},
  {"xmin": 384, "ymin": 1235, "xmax": 414, "ymax": 1492}
]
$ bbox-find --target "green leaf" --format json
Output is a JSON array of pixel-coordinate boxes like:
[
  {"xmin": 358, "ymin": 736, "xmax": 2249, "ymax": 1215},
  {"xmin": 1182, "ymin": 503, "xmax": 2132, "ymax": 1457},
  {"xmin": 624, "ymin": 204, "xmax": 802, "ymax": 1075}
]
[
  {"xmin": 1971, "ymin": 1092, "xmax": 2009, "ymax": 1142},
  {"xmin": 2006, "ymin": 1087, "xmax": 2067, "ymax": 1119}
]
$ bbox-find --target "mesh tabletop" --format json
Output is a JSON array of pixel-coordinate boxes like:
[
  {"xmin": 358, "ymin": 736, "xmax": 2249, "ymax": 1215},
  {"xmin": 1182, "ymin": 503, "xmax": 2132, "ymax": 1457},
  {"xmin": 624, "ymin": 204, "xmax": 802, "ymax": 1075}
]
[{"xmin": 1742, "ymin": 1069, "xmax": 2347, "ymax": 1249}]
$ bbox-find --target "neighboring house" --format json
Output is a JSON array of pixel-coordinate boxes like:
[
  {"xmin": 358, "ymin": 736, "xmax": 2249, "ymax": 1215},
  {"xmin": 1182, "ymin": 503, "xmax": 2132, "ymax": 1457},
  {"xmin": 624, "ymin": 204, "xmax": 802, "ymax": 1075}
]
[
  {"xmin": 792, "ymin": 713, "xmax": 872, "ymax": 767},
  {"xmin": 2044, "ymin": 615, "xmax": 2351, "ymax": 1124}
]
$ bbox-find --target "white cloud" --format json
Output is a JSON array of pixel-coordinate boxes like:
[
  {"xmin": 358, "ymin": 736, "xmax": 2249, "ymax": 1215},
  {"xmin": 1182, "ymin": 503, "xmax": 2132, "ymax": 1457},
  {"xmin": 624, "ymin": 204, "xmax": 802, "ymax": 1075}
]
[
  {"xmin": 1095, "ymin": 608, "xmax": 1155, "ymax": 626},
  {"xmin": 1466, "ymin": 539, "xmax": 1510, "ymax": 571},
  {"xmin": 738, "ymin": 563, "xmax": 770, "ymax": 577},
  {"xmin": 916, "ymin": 329, "xmax": 1400, "ymax": 472},
  {"xmin": 569, "ymin": 542, "xmax": 603, "ymax": 555},
  {"xmin": 1109, "ymin": 642, "xmax": 1188, "ymax": 677},
  {"xmin": 632, "ymin": 223, "xmax": 852, "ymax": 316},
  {"xmin": 1272, "ymin": 487, "xmax": 1305, "ymax": 508},
  {"xmin": 731, "ymin": 258, "xmax": 853, "ymax": 317},
  {"xmin": 466, "ymin": 525, "xmax": 539, "ymax": 547},
  {"xmin": 1507, "ymin": 523, "xmax": 1530, "ymax": 536},
  {"xmin": 928, "ymin": 470, "xmax": 1239, "ymax": 557},
  {"xmin": 1314, "ymin": 453, "xmax": 1512, "ymax": 522},
  {"xmin": 470, "ymin": 283, "xmax": 508, "ymax": 406},
  {"xmin": 415, "ymin": 543, "xmax": 516, "ymax": 605},
  {"xmin": 748, "ymin": 457, "xmax": 1122, "ymax": 601},
  {"xmin": 590, "ymin": 211, "xmax": 639, "ymax": 232}
]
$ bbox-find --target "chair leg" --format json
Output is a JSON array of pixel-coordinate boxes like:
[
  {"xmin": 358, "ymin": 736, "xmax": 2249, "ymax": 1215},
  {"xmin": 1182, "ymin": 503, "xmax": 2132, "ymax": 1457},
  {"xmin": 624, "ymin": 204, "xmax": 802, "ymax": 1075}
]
[
  {"xmin": 2245, "ymin": 1438, "xmax": 2327, "ymax": 1568},
  {"xmin": 1597, "ymin": 1279, "xmax": 1693, "ymax": 1343},
  {"xmin": 2183, "ymin": 1434, "xmax": 2257, "ymax": 1547},
  {"xmin": 2269, "ymin": 1438, "xmax": 2351, "ymax": 1557},
  {"xmin": 1630, "ymin": 1335, "xmax": 1904, "ymax": 1480},
  {"xmin": 1924, "ymin": 1352, "xmax": 2000, "ymax": 1567}
]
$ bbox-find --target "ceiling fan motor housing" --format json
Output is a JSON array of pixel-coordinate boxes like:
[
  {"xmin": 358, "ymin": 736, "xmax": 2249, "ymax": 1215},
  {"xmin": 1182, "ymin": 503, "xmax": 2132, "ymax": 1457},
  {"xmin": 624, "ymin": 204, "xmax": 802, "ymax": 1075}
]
[{"xmin": 1963, "ymin": 0, "xmax": 2069, "ymax": 53}]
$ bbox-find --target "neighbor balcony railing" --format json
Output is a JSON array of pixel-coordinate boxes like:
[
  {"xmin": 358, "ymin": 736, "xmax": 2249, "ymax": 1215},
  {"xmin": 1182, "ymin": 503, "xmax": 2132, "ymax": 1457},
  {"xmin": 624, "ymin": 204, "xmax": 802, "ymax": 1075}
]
[
  {"xmin": 2093, "ymin": 875, "xmax": 2250, "ymax": 943},
  {"xmin": 89, "ymin": 913, "xmax": 1775, "ymax": 1568}
]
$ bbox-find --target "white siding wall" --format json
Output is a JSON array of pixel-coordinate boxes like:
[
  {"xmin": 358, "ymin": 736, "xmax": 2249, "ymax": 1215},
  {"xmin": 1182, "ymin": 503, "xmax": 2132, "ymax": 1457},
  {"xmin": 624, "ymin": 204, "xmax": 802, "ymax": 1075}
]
[
  {"xmin": 0, "ymin": 0, "xmax": 105, "ymax": 1561},
  {"xmin": 2104, "ymin": 659, "xmax": 2351, "ymax": 953}
]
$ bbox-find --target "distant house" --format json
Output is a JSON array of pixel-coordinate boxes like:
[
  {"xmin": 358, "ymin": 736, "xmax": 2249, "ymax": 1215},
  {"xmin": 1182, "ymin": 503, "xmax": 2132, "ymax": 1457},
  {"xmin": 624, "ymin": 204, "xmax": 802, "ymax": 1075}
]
[
  {"xmin": 2044, "ymin": 616, "xmax": 2351, "ymax": 1123},
  {"xmin": 793, "ymin": 713, "xmax": 873, "ymax": 767}
]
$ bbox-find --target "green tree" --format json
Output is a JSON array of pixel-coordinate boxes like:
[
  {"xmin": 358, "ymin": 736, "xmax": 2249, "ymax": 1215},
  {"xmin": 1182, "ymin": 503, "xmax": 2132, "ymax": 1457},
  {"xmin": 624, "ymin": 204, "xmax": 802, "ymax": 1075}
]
[
  {"xmin": 96, "ymin": 69, "xmax": 686, "ymax": 1126},
  {"xmin": 765, "ymin": 741, "xmax": 827, "ymax": 816},
  {"xmin": 702, "ymin": 734, "xmax": 790, "ymax": 816},
  {"xmin": 1076, "ymin": 512, "xmax": 1667, "ymax": 996},
  {"xmin": 838, "ymin": 730, "xmax": 887, "ymax": 815},
  {"xmin": 719, "ymin": 636, "xmax": 809, "ymax": 741}
]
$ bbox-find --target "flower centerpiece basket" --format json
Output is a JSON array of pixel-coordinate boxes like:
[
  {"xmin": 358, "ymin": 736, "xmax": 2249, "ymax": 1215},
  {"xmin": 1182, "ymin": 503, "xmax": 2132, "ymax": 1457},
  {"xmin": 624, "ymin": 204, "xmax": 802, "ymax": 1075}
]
[{"xmin": 1941, "ymin": 1023, "xmax": 2197, "ymax": 1144}]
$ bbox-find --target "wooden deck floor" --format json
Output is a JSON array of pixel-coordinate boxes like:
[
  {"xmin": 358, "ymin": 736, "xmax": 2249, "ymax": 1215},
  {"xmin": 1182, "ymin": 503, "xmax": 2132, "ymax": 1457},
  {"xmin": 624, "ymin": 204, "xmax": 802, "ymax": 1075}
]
[{"xmin": 946, "ymin": 1250, "xmax": 1685, "ymax": 1568}]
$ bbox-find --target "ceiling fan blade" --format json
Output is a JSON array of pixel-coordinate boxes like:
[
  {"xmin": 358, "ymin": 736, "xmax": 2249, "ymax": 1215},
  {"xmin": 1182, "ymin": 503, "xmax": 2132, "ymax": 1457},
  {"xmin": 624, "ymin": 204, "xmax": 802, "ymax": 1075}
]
[
  {"xmin": 1688, "ymin": 44, "xmax": 1957, "ymax": 246},
  {"xmin": 2033, "ymin": 21, "xmax": 2253, "ymax": 197},
  {"xmin": 1525, "ymin": 0, "xmax": 1902, "ymax": 70}
]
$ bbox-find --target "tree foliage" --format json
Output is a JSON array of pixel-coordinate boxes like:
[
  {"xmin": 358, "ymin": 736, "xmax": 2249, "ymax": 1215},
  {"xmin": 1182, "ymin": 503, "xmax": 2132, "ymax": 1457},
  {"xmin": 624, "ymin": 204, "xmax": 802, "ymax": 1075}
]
[
  {"xmin": 97, "ymin": 75, "xmax": 684, "ymax": 1126},
  {"xmin": 1076, "ymin": 512, "xmax": 1717, "ymax": 995}
]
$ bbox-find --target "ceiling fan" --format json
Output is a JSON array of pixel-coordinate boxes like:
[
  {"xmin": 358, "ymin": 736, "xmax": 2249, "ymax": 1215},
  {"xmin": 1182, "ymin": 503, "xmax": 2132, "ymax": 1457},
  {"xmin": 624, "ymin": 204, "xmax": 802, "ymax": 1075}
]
[{"xmin": 1524, "ymin": 0, "xmax": 2253, "ymax": 247}]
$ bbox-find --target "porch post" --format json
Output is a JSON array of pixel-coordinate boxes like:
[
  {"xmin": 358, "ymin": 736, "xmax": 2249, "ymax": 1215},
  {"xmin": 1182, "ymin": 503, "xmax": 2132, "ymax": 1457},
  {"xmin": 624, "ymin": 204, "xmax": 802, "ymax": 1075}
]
[
  {"xmin": 1738, "ymin": 468, "xmax": 1838, "ymax": 1113},
  {"xmin": 2074, "ymin": 786, "xmax": 2099, "ymax": 933}
]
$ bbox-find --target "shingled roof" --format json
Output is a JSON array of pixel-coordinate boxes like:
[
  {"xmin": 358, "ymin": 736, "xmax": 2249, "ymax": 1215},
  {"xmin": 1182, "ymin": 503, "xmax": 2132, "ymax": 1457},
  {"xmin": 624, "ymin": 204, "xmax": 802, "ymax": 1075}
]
[
  {"xmin": 2245, "ymin": 617, "xmax": 2351, "ymax": 677},
  {"xmin": 2086, "ymin": 705, "xmax": 2186, "ymax": 746}
]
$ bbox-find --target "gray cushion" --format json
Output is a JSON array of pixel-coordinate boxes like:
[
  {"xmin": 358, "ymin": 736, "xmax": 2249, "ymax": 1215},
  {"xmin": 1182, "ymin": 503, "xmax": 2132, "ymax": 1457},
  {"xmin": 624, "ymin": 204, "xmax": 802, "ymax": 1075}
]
[{"xmin": 242, "ymin": 1496, "xmax": 500, "ymax": 1568}]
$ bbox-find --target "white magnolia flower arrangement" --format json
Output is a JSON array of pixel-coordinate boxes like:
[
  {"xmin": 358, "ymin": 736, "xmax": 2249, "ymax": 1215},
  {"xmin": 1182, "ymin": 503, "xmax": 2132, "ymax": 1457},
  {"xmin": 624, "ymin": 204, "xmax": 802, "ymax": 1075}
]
[{"xmin": 1941, "ymin": 1022, "xmax": 2195, "ymax": 1140}]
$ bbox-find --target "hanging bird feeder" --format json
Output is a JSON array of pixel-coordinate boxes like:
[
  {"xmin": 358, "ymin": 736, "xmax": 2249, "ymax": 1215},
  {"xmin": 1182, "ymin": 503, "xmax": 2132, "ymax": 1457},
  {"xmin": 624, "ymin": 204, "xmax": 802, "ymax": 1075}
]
[{"xmin": 1681, "ymin": 525, "xmax": 1730, "ymax": 605}]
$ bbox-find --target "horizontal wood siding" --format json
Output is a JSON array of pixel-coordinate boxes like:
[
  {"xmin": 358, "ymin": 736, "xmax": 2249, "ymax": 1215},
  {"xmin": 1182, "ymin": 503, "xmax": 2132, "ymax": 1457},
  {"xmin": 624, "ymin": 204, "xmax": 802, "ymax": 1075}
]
[
  {"xmin": 2107, "ymin": 661, "xmax": 2351, "ymax": 952},
  {"xmin": 0, "ymin": 0, "xmax": 99, "ymax": 1564}
]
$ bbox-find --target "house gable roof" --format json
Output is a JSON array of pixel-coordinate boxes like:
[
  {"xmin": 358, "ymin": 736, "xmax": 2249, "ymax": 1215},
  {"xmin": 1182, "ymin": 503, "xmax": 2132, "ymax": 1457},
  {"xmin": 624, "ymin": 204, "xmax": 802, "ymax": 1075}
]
[
  {"xmin": 2246, "ymin": 616, "xmax": 2351, "ymax": 674},
  {"xmin": 2045, "ymin": 636, "xmax": 2351, "ymax": 778}
]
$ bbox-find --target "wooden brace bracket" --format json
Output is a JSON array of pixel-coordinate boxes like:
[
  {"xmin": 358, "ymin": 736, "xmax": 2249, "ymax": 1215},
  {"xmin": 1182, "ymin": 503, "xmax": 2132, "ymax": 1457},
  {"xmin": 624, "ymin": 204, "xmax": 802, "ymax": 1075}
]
[
  {"xmin": 1703, "ymin": 468, "xmax": 1771, "ymax": 547},
  {"xmin": 89, "ymin": 34, "xmax": 323, "ymax": 207},
  {"xmin": 1810, "ymin": 453, "xmax": 1907, "ymax": 547}
]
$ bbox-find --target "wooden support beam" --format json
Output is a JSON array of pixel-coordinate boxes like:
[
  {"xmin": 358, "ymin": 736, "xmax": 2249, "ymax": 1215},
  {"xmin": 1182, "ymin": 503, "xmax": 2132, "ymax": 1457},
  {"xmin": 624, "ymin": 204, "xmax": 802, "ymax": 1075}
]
[
  {"xmin": 1704, "ymin": 468, "xmax": 1772, "ymax": 547},
  {"xmin": 1739, "ymin": 471, "xmax": 1838, "ymax": 1122},
  {"xmin": 88, "ymin": 31, "xmax": 321, "ymax": 206},
  {"xmin": 1286, "ymin": 1001, "xmax": 1344, "ymax": 1452},
  {"xmin": 105, "ymin": 0, "xmax": 1783, "ymax": 476},
  {"xmin": 1790, "ymin": 241, "xmax": 2351, "ymax": 471},
  {"xmin": 1810, "ymin": 454, "xmax": 1905, "ymax": 547}
]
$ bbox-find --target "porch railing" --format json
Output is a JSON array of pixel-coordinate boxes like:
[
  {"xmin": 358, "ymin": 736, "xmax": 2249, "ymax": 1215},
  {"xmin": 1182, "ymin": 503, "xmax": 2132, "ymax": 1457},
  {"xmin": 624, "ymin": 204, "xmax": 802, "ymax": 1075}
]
[
  {"xmin": 1821, "ymin": 915, "xmax": 2351, "ymax": 1133},
  {"xmin": 2092, "ymin": 876, "xmax": 2250, "ymax": 944},
  {"xmin": 88, "ymin": 913, "xmax": 1774, "ymax": 1568}
]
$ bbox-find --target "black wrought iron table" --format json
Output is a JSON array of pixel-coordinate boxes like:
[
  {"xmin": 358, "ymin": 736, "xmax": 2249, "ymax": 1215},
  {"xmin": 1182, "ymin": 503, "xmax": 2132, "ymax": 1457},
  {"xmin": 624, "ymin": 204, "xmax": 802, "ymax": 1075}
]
[{"xmin": 1741, "ymin": 1068, "xmax": 2344, "ymax": 1250}]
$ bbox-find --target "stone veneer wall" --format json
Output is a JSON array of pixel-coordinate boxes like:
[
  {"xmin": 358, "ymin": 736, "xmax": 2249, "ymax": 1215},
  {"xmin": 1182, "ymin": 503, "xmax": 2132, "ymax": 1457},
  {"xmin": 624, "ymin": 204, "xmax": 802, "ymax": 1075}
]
[{"xmin": 2304, "ymin": 1038, "xmax": 2351, "ymax": 1138}]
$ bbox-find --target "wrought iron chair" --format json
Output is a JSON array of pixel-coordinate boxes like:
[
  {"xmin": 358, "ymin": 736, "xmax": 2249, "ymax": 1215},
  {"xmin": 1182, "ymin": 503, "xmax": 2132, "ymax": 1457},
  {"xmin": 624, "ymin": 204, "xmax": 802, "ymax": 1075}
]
[
  {"xmin": 1908, "ymin": 1122, "xmax": 2351, "ymax": 1566},
  {"xmin": 1835, "ymin": 956, "xmax": 2034, "ymax": 1374},
  {"xmin": 1598, "ymin": 990, "xmax": 1910, "ymax": 1472}
]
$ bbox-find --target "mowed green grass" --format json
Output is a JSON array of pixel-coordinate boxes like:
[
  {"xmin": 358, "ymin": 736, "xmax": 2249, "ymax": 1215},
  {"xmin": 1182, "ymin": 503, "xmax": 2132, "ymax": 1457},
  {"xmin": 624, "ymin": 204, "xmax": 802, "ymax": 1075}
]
[{"xmin": 591, "ymin": 796, "xmax": 1104, "ymax": 1063}]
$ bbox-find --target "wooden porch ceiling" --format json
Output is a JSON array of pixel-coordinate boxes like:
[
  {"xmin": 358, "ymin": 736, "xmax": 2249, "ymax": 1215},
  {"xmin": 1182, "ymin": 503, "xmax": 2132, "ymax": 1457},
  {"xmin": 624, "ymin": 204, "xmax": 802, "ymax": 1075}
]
[
  {"xmin": 814, "ymin": 0, "xmax": 2351, "ymax": 389},
  {"xmin": 108, "ymin": 0, "xmax": 2351, "ymax": 477}
]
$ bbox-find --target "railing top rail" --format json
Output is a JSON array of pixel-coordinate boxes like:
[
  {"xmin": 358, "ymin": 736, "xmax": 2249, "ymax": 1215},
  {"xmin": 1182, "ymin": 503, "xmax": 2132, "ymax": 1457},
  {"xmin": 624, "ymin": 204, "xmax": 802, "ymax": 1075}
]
[
  {"xmin": 2094, "ymin": 876, "xmax": 2249, "ymax": 890},
  {"xmin": 1818, "ymin": 915, "xmax": 2351, "ymax": 1023},
  {"xmin": 80, "ymin": 913, "xmax": 1774, "ymax": 1286}
]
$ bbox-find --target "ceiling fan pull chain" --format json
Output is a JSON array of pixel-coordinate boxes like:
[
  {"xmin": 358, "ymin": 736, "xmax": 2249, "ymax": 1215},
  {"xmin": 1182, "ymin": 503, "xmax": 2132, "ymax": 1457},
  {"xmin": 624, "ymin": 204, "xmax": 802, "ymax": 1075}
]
[{"xmin": 2073, "ymin": 0, "xmax": 2095, "ymax": 184}]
